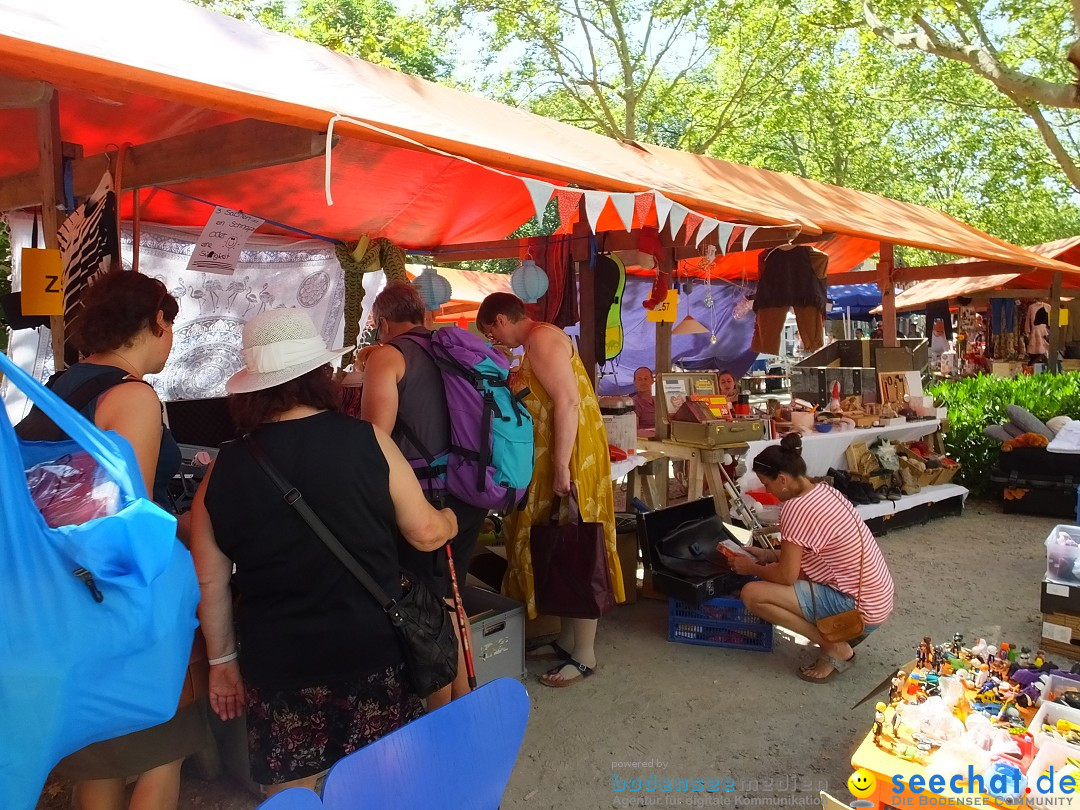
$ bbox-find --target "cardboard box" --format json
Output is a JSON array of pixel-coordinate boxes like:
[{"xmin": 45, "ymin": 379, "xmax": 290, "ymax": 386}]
[
  {"xmin": 1041, "ymin": 578, "xmax": 1080, "ymax": 615},
  {"xmin": 993, "ymin": 362, "xmax": 1023, "ymax": 378},
  {"xmin": 602, "ymin": 412, "xmax": 637, "ymax": 456},
  {"xmin": 1063, "ymin": 360, "xmax": 1080, "ymax": 372}
]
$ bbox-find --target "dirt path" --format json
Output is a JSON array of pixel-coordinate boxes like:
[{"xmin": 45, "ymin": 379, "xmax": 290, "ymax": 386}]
[{"xmin": 37, "ymin": 499, "xmax": 1059, "ymax": 809}]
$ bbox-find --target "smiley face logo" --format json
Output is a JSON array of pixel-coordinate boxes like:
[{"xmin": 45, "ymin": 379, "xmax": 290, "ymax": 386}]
[{"xmin": 848, "ymin": 769, "xmax": 877, "ymax": 799}]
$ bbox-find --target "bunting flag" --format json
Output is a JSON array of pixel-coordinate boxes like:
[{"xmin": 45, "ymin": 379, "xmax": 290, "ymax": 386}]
[
  {"xmin": 583, "ymin": 190, "xmax": 609, "ymax": 233},
  {"xmin": 633, "ymin": 193, "xmax": 653, "ymax": 228},
  {"xmin": 714, "ymin": 221, "xmax": 736, "ymax": 254},
  {"xmin": 667, "ymin": 204, "xmax": 689, "ymax": 240},
  {"xmin": 554, "ymin": 189, "xmax": 582, "ymax": 230},
  {"xmin": 696, "ymin": 218, "xmax": 720, "ymax": 248},
  {"xmin": 741, "ymin": 225, "xmax": 760, "ymax": 252},
  {"xmin": 610, "ymin": 193, "xmax": 635, "ymax": 231},
  {"xmin": 522, "ymin": 178, "xmax": 555, "ymax": 227},
  {"xmin": 652, "ymin": 192, "xmax": 673, "ymax": 231},
  {"xmin": 683, "ymin": 213, "xmax": 704, "ymax": 246}
]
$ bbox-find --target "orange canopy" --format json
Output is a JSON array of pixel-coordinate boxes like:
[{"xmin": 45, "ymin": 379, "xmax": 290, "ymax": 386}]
[
  {"xmin": 890, "ymin": 236, "xmax": 1080, "ymax": 311},
  {"xmin": 0, "ymin": 0, "xmax": 1074, "ymax": 275}
]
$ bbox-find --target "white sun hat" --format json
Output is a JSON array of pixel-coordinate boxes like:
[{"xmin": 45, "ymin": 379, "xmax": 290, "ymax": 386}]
[{"xmin": 226, "ymin": 308, "xmax": 349, "ymax": 394}]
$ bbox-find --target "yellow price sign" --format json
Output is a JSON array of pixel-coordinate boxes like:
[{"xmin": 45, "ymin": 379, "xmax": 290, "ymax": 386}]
[
  {"xmin": 20, "ymin": 247, "xmax": 64, "ymax": 316},
  {"xmin": 646, "ymin": 289, "xmax": 679, "ymax": 323}
]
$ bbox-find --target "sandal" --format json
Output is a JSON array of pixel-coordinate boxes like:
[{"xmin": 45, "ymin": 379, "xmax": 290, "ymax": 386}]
[
  {"xmin": 797, "ymin": 652, "xmax": 855, "ymax": 684},
  {"xmin": 539, "ymin": 658, "xmax": 595, "ymax": 688},
  {"xmin": 526, "ymin": 641, "xmax": 573, "ymax": 662}
]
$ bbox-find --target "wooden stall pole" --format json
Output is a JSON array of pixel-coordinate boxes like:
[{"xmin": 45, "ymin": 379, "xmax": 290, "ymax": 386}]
[
  {"xmin": 877, "ymin": 242, "xmax": 897, "ymax": 349},
  {"xmin": 572, "ymin": 198, "xmax": 598, "ymax": 390},
  {"xmin": 36, "ymin": 87, "xmax": 66, "ymax": 370},
  {"xmin": 1049, "ymin": 270, "xmax": 1063, "ymax": 373},
  {"xmin": 654, "ymin": 247, "xmax": 674, "ymax": 441}
]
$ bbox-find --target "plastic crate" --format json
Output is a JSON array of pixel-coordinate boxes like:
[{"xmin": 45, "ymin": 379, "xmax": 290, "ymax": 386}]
[{"xmin": 667, "ymin": 597, "xmax": 773, "ymax": 651}]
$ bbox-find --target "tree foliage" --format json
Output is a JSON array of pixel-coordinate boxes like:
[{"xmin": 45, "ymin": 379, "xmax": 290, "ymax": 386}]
[
  {"xmin": 191, "ymin": 0, "xmax": 453, "ymax": 80},
  {"xmin": 862, "ymin": 0, "xmax": 1080, "ymax": 191}
]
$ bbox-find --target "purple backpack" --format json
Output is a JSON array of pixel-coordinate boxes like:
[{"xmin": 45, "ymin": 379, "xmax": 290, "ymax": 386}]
[{"xmin": 396, "ymin": 329, "xmax": 534, "ymax": 512}]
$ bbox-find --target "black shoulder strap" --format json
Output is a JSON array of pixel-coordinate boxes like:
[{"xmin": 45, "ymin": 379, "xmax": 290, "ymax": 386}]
[
  {"xmin": 16, "ymin": 368, "xmax": 139, "ymax": 441},
  {"xmin": 242, "ymin": 434, "xmax": 406, "ymax": 626}
]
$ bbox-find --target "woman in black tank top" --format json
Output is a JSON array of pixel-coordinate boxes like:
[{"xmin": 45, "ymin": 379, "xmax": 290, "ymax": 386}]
[{"xmin": 188, "ymin": 308, "xmax": 457, "ymax": 797}]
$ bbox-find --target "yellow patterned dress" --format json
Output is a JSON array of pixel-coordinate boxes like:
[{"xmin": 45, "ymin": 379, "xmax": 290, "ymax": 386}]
[{"xmin": 503, "ymin": 325, "xmax": 624, "ymax": 619}]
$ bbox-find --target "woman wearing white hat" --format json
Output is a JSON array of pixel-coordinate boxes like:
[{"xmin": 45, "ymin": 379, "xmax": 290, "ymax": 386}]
[{"xmin": 187, "ymin": 308, "xmax": 458, "ymax": 797}]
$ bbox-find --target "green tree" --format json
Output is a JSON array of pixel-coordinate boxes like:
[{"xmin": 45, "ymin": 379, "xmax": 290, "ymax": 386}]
[
  {"xmin": 862, "ymin": 0, "xmax": 1080, "ymax": 191},
  {"xmin": 190, "ymin": 0, "xmax": 453, "ymax": 80}
]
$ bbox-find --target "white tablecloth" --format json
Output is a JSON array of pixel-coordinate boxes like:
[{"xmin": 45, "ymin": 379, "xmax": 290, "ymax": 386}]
[
  {"xmin": 610, "ymin": 454, "xmax": 648, "ymax": 481},
  {"xmin": 742, "ymin": 419, "xmax": 942, "ymax": 479},
  {"xmin": 854, "ymin": 483, "xmax": 968, "ymax": 521}
]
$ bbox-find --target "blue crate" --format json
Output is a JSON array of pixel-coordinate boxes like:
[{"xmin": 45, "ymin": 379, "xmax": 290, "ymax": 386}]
[{"xmin": 667, "ymin": 597, "xmax": 773, "ymax": 651}]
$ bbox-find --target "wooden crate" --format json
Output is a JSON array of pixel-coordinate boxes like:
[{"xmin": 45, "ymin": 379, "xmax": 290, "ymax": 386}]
[{"xmin": 1042, "ymin": 611, "xmax": 1080, "ymax": 660}]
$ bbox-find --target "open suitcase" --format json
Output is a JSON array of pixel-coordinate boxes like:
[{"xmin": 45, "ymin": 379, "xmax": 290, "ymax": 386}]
[{"xmin": 991, "ymin": 447, "xmax": 1080, "ymax": 519}]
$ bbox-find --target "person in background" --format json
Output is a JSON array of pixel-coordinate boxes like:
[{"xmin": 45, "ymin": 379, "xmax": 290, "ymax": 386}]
[
  {"xmin": 477, "ymin": 293, "xmax": 624, "ymax": 687},
  {"xmin": 360, "ymin": 282, "xmax": 488, "ymax": 709},
  {"xmin": 631, "ymin": 366, "xmax": 655, "ymax": 430},
  {"xmin": 718, "ymin": 370, "xmax": 739, "ymax": 402},
  {"xmin": 929, "ymin": 318, "xmax": 951, "ymax": 369},
  {"xmin": 189, "ymin": 308, "xmax": 457, "ymax": 796},
  {"xmin": 723, "ymin": 434, "xmax": 894, "ymax": 684},
  {"xmin": 41, "ymin": 272, "xmax": 211, "ymax": 810},
  {"xmin": 855, "ymin": 328, "xmax": 866, "ymax": 339}
]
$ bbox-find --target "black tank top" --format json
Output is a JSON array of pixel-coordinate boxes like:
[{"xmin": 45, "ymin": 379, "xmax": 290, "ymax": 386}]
[
  {"xmin": 388, "ymin": 328, "xmax": 450, "ymax": 461},
  {"xmin": 204, "ymin": 411, "xmax": 403, "ymax": 690},
  {"xmin": 46, "ymin": 363, "xmax": 181, "ymax": 510}
]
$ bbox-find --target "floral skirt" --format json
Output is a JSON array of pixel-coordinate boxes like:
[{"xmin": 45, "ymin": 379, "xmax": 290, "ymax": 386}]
[{"xmin": 245, "ymin": 663, "xmax": 423, "ymax": 785}]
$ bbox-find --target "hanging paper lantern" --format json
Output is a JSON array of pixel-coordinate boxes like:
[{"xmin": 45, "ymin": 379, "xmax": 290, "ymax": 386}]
[
  {"xmin": 412, "ymin": 266, "xmax": 452, "ymax": 311},
  {"xmin": 510, "ymin": 259, "xmax": 549, "ymax": 303}
]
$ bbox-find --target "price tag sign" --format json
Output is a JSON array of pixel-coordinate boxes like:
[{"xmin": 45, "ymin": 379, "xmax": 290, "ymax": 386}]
[
  {"xmin": 646, "ymin": 289, "xmax": 679, "ymax": 323},
  {"xmin": 186, "ymin": 206, "xmax": 264, "ymax": 275}
]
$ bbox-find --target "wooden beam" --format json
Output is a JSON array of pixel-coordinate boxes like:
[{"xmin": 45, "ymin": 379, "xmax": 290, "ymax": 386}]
[
  {"xmin": 574, "ymin": 199, "xmax": 598, "ymax": 390},
  {"xmin": 893, "ymin": 263, "xmax": 1037, "ymax": 284},
  {"xmin": 827, "ymin": 271, "xmax": 879, "ymax": 286},
  {"xmin": 0, "ymin": 119, "xmax": 337, "ymax": 212},
  {"xmin": 0, "ymin": 77, "xmax": 52, "ymax": 109},
  {"xmin": 878, "ymin": 243, "xmax": 897, "ymax": 348},
  {"xmin": 1050, "ymin": 271, "xmax": 1063, "ymax": 372},
  {"xmin": 966, "ymin": 289, "xmax": 1050, "ymax": 300},
  {"xmin": 36, "ymin": 89, "xmax": 66, "ymax": 369}
]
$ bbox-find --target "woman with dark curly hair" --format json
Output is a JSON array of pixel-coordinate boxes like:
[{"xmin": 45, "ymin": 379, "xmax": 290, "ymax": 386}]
[
  {"xmin": 188, "ymin": 308, "xmax": 458, "ymax": 797},
  {"xmin": 30, "ymin": 271, "xmax": 211, "ymax": 810}
]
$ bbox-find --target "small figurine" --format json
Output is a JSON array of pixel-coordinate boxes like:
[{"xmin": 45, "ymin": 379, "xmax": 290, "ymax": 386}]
[
  {"xmin": 917, "ymin": 636, "xmax": 933, "ymax": 669},
  {"xmin": 873, "ymin": 702, "xmax": 886, "ymax": 745},
  {"xmin": 951, "ymin": 632, "xmax": 964, "ymax": 657},
  {"xmin": 1035, "ymin": 649, "xmax": 1046, "ymax": 668},
  {"xmin": 889, "ymin": 670, "xmax": 907, "ymax": 704},
  {"xmin": 975, "ymin": 663, "xmax": 990, "ymax": 689},
  {"xmin": 986, "ymin": 644, "xmax": 998, "ymax": 666},
  {"xmin": 971, "ymin": 637, "xmax": 989, "ymax": 660},
  {"xmin": 1020, "ymin": 648, "xmax": 1032, "ymax": 666}
]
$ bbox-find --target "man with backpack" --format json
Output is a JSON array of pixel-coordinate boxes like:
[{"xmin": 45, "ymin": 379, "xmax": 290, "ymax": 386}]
[{"xmin": 361, "ymin": 282, "xmax": 531, "ymax": 708}]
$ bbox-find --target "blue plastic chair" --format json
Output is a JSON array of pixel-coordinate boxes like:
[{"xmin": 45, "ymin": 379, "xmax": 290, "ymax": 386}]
[
  {"xmin": 257, "ymin": 787, "xmax": 324, "ymax": 809},
  {"xmin": 321, "ymin": 677, "xmax": 530, "ymax": 809}
]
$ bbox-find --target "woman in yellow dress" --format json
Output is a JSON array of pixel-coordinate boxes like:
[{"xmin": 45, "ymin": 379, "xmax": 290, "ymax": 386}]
[{"xmin": 477, "ymin": 293, "xmax": 624, "ymax": 688}]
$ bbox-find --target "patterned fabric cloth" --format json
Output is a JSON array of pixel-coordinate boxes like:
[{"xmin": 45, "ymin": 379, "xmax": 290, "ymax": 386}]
[
  {"xmin": 502, "ymin": 324, "xmax": 624, "ymax": 619},
  {"xmin": 244, "ymin": 663, "xmax": 423, "ymax": 785}
]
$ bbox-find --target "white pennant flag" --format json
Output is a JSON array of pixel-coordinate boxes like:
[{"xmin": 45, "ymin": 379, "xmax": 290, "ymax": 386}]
[
  {"xmin": 610, "ymin": 192, "xmax": 635, "ymax": 231},
  {"xmin": 522, "ymin": 178, "xmax": 554, "ymax": 227},
  {"xmin": 583, "ymin": 190, "xmax": 609, "ymax": 233},
  {"xmin": 714, "ymin": 221, "xmax": 736, "ymax": 254},
  {"xmin": 695, "ymin": 218, "xmax": 720, "ymax": 247},
  {"xmin": 741, "ymin": 225, "xmax": 760, "ymax": 252},
  {"xmin": 653, "ymin": 192, "xmax": 673, "ymax": 230},
  {"xmin": 667, "ymin": 204, "xmax": 689, "ymax": 239}
]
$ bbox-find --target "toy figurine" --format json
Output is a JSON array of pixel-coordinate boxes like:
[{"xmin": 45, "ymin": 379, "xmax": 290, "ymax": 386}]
[
  {"xmin": 986, "ymin": 644, "xmax": 998, "ymax": 666},
  {"xmin": 917, "ymin": 636, "xmax": 932, "ymax": 669},
  {"xmin": 971, "ymin": 637, "xmax": 988, "ymax": 660},
  {"xmin": 951, "ymin": 632, "xmax": 964, "ymax": 657},
  {"xmin": 1020, "ymin": 648, "xmax": 1032, "ymax": 666},
  {"xmin": 974, "ymin": 663, "xmax": 990, "ymax": 689},
  {"xmin": 1035, "ymin": 649, "xmax": 1047, "ymax": 668},
  {"xmin": 889, "ymin": 670, "xmax": 907, "ymax": 704},
  {"xmin": 873, "ymin": 702, "xmax": 886, "ymax": 744}
]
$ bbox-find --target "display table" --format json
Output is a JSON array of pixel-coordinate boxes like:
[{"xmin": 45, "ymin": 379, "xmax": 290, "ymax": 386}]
[
  {"xmin": 743, "ymin": 419, "xmax": 942, "ymax": 478},
  {"xmin": 637, "ymin": 439, "xmax": 747, "ymax": 519}
]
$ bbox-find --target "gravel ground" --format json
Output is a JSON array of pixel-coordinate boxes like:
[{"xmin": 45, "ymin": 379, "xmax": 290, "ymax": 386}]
[{"xmin": 35, "ymin": 497, "xmax": 1061, "ymax": 809}]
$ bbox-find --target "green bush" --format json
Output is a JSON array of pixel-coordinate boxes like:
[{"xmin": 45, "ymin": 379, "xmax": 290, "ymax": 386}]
[{"xmin": 928, "ymin": 373, "xmax": 1080, "ymax": 496}]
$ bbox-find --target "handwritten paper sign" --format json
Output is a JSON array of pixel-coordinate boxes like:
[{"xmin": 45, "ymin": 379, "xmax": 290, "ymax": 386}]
[
  {"xmin": 646, "ymin": 289, "xmax": 679, "ymax": 323},
  {"xmin": 186, "ymin": 206, "xmax": 264, "ymax": 275}
]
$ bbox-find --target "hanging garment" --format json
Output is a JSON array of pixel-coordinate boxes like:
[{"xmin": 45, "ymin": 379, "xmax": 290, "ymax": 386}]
[
  {"xmin": 751, "ymin": 308, "xmax": 787, "ymax": 355},
  {"xmin": 59, "ymin": 172, "xmax": 118, "ymax": 360},
  {"xmin": 925, "ymin": 300, "xmax": 953, "ymax": 340},
  {"xmin": 991, "ymin": 299, "xmax": 1016, "ymax": 337},
  {"xmin": 752, "ymin": 246, "xmax": 828, "ymax": 311}
]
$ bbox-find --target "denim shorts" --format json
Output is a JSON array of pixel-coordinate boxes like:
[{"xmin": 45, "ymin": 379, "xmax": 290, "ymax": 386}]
[{"xmin": 794, "ymin": 580, "xmax": 879, "ymax": 636}]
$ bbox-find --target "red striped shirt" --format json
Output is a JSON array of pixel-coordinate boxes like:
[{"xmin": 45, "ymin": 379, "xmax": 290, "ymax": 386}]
[{"xmin": 779, "ymin": 483, "xmax": 894, "ymax": 626}]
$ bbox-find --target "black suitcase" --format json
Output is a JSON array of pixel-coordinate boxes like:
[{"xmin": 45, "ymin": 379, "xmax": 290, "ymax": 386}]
[
  {"xmin": 638, "ymin": 498, "xmax": 751, "ymax": 606},
  {"xmin": 991, "ymin": 447, "xmax": 1080, "ymax": 519}
]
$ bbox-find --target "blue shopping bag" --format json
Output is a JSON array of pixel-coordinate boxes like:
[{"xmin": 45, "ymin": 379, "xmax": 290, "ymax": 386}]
[{"xmin": 0, "ymin": 353, "xmax": 200, "ymax": 810}]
